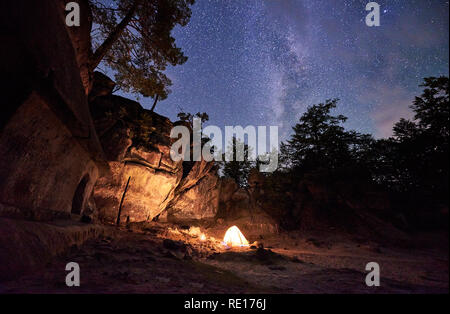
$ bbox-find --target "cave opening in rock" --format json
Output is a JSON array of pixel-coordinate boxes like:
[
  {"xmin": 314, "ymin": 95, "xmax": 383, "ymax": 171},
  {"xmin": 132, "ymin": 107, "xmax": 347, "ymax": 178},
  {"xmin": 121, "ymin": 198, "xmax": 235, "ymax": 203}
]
[{"xmin": 71, "ymin": 174, "xmax": 90, "ymax": 215}]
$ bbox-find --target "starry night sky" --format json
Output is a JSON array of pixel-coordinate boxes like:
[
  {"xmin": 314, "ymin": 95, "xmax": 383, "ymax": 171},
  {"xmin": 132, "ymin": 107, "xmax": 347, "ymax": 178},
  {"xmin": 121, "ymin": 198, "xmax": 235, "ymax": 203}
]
[{"xmin": 117, "ymin": 0, "xmax": 449, "ymax": 141}]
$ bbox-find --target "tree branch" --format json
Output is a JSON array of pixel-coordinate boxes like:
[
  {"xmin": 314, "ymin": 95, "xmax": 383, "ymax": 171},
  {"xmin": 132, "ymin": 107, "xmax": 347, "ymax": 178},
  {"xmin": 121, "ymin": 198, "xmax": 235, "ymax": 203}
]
[
  {"xmin": 89, "ymin": 0, "xmax": 141, "ymax": 71},
  {"xmin": 150, "ymin": 94, "xmax": 159, "ymax": 112}
]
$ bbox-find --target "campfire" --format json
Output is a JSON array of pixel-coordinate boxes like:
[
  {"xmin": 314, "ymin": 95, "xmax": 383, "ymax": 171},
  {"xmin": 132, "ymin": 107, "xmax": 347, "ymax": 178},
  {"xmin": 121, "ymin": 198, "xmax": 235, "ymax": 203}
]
[{"xmin": 222, "ymin": 225, "xmax": 249, "ymax": 248}]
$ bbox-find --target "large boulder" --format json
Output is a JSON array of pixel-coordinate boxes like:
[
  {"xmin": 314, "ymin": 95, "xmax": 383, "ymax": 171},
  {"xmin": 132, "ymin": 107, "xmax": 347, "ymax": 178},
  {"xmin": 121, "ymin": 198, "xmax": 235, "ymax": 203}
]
[
  {"xmin": 153, "ymin": 123, "xmax": 223, "ymax": 223},
  {"xmin": 178, "ymin": 159, "xmax": 216, "ymax": 193},
  {"xmin": 166, "ymin": 170, "xmax": 220, "ymax": 222},
  {"xmin": 90, "ymin": 94, "xmax": 183, "ymax": 224},
  {"xmin": 89, "ymin": 79, "xmax": 227, "ymax": 224},
  {"xmin": 95, "ymin": 161, "xmax": 182, "ymax": 223}
]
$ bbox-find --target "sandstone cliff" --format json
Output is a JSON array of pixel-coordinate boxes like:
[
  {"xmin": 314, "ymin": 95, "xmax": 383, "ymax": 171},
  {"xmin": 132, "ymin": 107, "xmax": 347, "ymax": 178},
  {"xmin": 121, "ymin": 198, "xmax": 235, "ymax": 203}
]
[
  {"xmin": 90, "ymin": 90, "xmax": 181, "ymax": 223},
  {"xmin": 88, "ymin": 72, "xmax": 221, "ymax": 224},
  {"xmin": 164, "ymin": 160, "xmax": 220, "ymax": 222},
  {"xmin": 0, "ymin": 0, "xmax": 106, "ymax": 221}
]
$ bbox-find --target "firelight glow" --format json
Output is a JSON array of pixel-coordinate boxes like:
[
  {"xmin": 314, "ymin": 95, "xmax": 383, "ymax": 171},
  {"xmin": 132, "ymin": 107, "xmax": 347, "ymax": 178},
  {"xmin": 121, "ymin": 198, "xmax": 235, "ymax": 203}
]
[{"xmin": 223, "ymin": 226, "xmax": 249, "ymax": 247}]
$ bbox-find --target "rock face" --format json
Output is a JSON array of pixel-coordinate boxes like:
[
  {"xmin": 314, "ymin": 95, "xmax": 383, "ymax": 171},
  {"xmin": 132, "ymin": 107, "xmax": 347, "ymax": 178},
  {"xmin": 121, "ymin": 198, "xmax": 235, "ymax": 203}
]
[
  {"xmin": 292, "ymin": 178, "xmax": 394, "ymax": 235},
  {"xmin": 90, "ymin": 93, "xmax": 183, "ymax": 224},
  {"xmin": 216, "ymin": 177, "xmax": 279, "ymax": 238},
  {"xmin": 89, "ymin": 71, "xmax": 116, "ymax": 101},
  {"xmin": 89, "ymin": 77, "xmax": 225, "ymax": 224},
  {"xmin": 0, "ymin": 0, "xmax": 106, "ymax": 221},
  {"xmin": 162, "ymin": 164, "xmax": 279, "ymax": 237},
  {"xmin": 165, "ymin": 161, "xmax": 220, "ymax": 222},
  {"xmin": 88, "ymin": 83, "xmax": 275, "ymax": 231},
  {"xmin": 59, "ymin": 0, "xmax": 94, "ymax": 95}
]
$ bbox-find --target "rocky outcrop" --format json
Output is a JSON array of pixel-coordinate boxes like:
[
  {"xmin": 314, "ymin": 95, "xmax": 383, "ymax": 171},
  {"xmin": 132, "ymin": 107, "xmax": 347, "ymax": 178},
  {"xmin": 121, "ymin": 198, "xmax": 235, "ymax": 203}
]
[
  {"xmin": 0, "ymin": 1, "xmax": 274, "ymax": 229},
  {"xmin": 162, "ymin": 165, "xmax": 279, "ymax": 239},
  {"xmin": 0, "ymin": 92, "xmax": 101, "ymax": 220},
  {"xmin": 89, "ymin": 71, "xmax": 116, "ymax": 101},
  {"xmin": 216, "ymin": 177, "xmax": 279, "ymax": 237},
  {"xmin": 88, "ymin": 74, "xmax": 226, "ymax": 224},
  {"xmin": 90, "ymin": 92, "xmax": 184, "ymax": 224},
  {"xmin": 0, "ymin": 0, "xmax": 106, "ymax": 221},
  {"xmin": 165, "ymin": 161, "xmax": 220, "ymax": 222},
  {"xmin": 88, "ymin": 83, "xmax": 276, "ymax": 231}
]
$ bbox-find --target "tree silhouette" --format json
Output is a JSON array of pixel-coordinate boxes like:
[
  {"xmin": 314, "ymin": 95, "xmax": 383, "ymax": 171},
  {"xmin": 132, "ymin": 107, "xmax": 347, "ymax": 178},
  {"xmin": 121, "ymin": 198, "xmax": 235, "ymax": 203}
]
[
  {"xmin": 221, "ymin": 137, "xmax": 255, "ymax": 187},
  {"xmin": 90, "ymin": 0, "xmax": 195, "ymax": 100},
  {"xmin": 176, "ymin": 111, "xmax": 209, "ymax": 127},
  {"xmin": 387, "ymin": 76, "xmax": 449, "ymax": 202},
  {"xmin": 283, "ymin": 99, "xmax": 373, "ymax": 178}
]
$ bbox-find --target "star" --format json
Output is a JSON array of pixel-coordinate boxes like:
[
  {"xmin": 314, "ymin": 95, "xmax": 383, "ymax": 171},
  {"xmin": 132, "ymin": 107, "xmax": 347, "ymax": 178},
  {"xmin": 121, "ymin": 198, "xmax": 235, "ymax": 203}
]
[{"xmin": 116, "ymin": 0, "xmax": 449, "ymax": 141}]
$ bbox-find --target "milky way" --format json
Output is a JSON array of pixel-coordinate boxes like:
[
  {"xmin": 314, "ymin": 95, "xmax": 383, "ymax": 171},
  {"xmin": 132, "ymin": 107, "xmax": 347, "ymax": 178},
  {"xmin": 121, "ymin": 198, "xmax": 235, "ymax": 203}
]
[{"xmin": 121, "ymin": 0, "xmax": 449, "ymax": 141}]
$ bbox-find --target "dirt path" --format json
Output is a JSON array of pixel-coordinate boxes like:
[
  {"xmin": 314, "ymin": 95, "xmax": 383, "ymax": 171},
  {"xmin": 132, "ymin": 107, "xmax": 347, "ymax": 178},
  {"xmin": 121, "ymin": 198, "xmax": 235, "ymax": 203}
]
[{"xmin": 1, "ymin": 225, "xmax": 448, "ymax": 294}]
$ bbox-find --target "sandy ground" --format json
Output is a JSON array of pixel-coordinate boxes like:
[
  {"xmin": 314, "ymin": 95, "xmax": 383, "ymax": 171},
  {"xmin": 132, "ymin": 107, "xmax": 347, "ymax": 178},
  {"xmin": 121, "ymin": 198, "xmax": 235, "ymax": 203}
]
[{"xmin": 1, "ymin": 222, "xmax": 448, "ymax": 294}]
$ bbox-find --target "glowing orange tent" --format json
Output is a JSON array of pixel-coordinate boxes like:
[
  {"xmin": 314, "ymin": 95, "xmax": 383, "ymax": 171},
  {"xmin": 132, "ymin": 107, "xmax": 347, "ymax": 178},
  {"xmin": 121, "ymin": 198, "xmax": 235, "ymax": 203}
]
[{"xmin": 223, "ymin": 226, "xmax": 249, "ymax": 247}]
